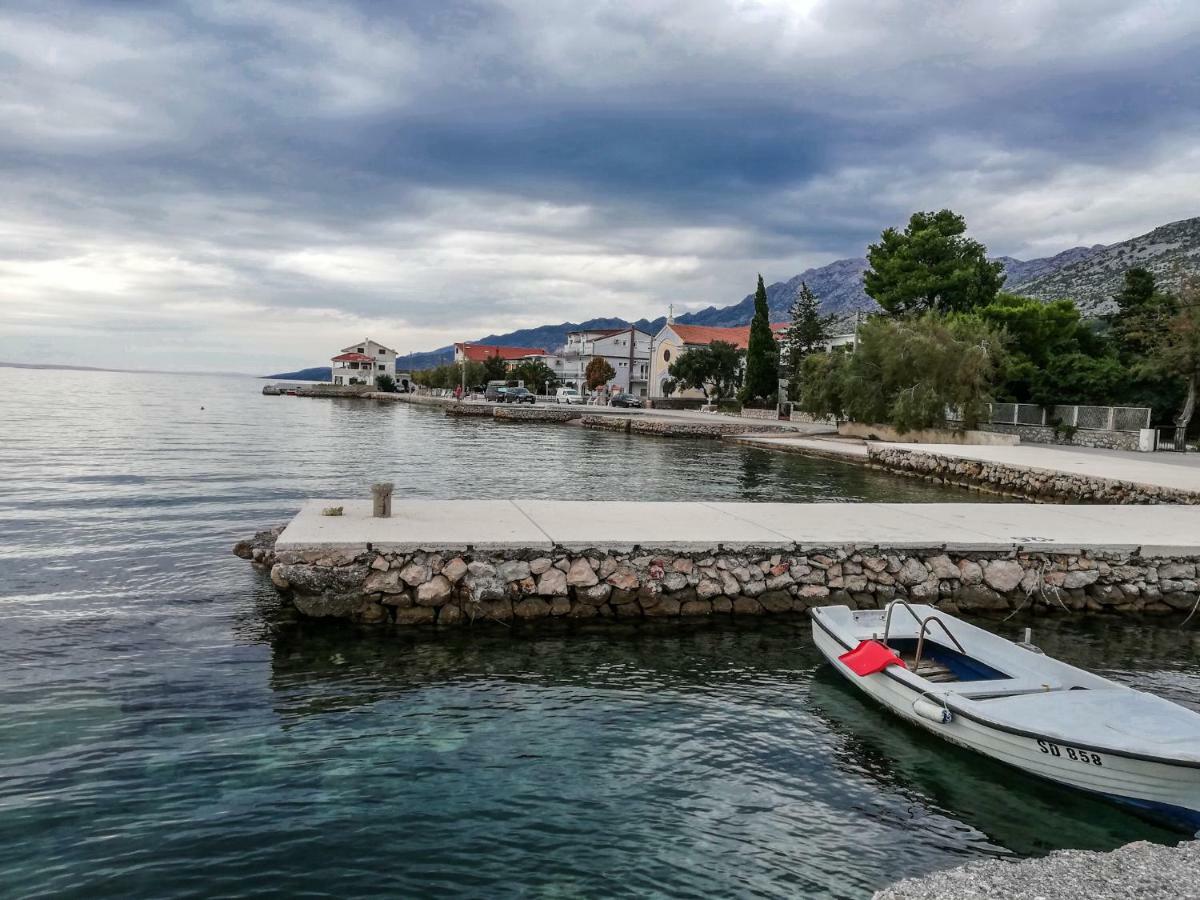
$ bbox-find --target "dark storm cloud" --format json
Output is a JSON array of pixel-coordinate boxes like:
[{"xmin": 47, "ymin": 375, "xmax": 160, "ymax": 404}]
[{"xmin": 2, "ymin": 0, "xmax": 1199, "ymax": 370}]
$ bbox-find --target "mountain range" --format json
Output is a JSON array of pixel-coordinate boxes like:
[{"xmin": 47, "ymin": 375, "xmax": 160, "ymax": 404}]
[{"xmin": 267, "ymin": 216, "xmax": 1200, "ymax": 378}]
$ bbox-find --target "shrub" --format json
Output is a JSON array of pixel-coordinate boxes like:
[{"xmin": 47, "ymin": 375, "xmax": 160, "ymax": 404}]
[{"xmin": 799, "ymin": 313, "xmax": 1005, "ymax": 431}]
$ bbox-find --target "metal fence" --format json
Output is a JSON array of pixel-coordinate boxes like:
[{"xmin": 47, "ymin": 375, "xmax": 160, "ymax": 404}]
[{"xmin": 947, "ymin": 403, "xmax": 1151, "ymax": 433}]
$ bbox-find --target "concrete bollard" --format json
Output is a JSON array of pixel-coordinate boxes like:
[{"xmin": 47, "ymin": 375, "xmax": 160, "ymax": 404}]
[{"xmin": 371, "ymin": 482, "xmax": 393, "ymax": 518}]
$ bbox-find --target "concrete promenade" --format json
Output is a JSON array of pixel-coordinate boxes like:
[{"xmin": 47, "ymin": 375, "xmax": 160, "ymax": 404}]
[
  {"xmin": 731, "ymin": 432, "xmax": 1200, "ymax": 498},
  {"xmin": 277, "ymin": 499, "xmax": 1200, "ymax": 556}
]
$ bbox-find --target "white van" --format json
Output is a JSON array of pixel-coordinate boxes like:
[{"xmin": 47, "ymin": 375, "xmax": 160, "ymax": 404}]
[{"xmin": 555, "ymin": 387, "xmax": 584, "ymax": 405}]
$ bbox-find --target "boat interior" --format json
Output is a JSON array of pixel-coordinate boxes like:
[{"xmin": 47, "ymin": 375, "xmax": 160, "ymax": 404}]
[{"xmin": 840, "ymin": 601, "xmax": 1112, "ymax": 701}]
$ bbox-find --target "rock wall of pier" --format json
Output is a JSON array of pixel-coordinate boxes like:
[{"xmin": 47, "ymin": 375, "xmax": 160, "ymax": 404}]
[
  {"xmin": 867, "ymin": 445, "xmax": 1200, "ymax": 504},
  {"xmin": 581, "ymin": 415, "xmax": 794, "ymax": 439},
  {"xmin": 236, "ymin": 530, "xmax": 1200, "ymax": 627}
]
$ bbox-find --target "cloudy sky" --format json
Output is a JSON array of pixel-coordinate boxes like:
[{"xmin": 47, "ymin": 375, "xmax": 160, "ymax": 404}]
[{"xmin": 2, "ymin": 0, "xmax": 1199, "ymax": 373}]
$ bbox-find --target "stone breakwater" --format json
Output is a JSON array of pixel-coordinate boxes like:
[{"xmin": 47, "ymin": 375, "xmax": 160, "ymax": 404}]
[
  {"xmin": 236, "ymin": 529, "xmax": 1200, "ymax": 627},
  {"xmin": 874, "ymin": 840, "xmax": 1199, "ymax": 900},
  {"xmin": 582, "ymin": 415, "xmax": 794, "ymax": 439},
  {"xmin": 492, "ymin": 405, "xmax": 581, "ymax": 422},
  {"xmin": 868, "ymin": 445, "xmax": 1200, "ymax": 504}
]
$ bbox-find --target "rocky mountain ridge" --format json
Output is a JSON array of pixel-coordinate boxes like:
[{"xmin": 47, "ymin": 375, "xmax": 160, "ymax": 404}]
[{"xmin": 267, "ymin": 216, "xmax": 1199, "ymax": 377}]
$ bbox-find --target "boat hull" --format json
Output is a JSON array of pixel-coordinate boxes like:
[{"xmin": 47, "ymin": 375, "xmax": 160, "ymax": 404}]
[{"xmin": 811, "ymin": 616, "xmax": 1200, "ymax": 832}]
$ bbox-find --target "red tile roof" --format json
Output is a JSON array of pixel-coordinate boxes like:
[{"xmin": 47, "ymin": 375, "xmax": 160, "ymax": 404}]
[
  {"xmin": 454, "ymin": 343, "xmax": 548, "ymax": 362},
  {"xmin": 331, "ymin": 352, "xmax": 375, "ymax": 362},
  {"xmin": 666, "ymin": 322, "xmax": 787, "ymax": 350}
]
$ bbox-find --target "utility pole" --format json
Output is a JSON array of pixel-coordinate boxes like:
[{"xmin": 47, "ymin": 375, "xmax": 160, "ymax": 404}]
[{"xmin": 460, "ymin": 343, "xmax": 467, "ymax": 400}]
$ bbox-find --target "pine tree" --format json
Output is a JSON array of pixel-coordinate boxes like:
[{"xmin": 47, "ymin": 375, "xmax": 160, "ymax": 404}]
[
  {"xmin": 783, "ymin": 281, "xmax": 833, "ymax": 396},
  {"xmin": 740, "ymin": 274, "xmax": 778, "ymax": 404}
]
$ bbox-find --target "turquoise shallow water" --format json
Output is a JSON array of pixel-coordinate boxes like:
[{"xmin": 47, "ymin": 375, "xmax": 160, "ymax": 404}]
[{"xmin": 1, "ymin": 368, "xmax": 1197, "ymax": 898}]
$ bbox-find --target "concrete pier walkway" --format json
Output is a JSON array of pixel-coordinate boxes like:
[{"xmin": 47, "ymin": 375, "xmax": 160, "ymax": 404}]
[{"xmin": 277, "ymin": 500, "xmax": 1200, "ymax": 555}]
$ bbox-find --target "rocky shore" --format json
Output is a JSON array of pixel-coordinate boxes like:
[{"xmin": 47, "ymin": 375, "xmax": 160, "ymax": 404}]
[
  {"xmin": 869, "ymin": 445, "xmax": 1200, "ymax": 504},
  {"xmin": 235, "ymin": 528, "xmax": 1200, "ymax": 627},
  {"xmin": 582, "ymin": 414, "xmax": 794, "ymax": 438},
  {"xmin": 875, "ymin": 839, "xmax": 1199, "ymax": 900}
]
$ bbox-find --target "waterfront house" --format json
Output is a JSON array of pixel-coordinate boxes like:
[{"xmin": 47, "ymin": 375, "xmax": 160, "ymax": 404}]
[
  {"xmin": 650, "ymin": 319, "xmax": 857, "ymax": 397},
  {"xmin": 332, "ymin": 338, "xmax": 397, "ymax": 386},
  {"xmin": 547, "ymin": 326, "xmax": 653, "ymax": 395},
  {"xmin": 648, "ymin": 321, "xmax": 787, "ymax": 398},
  {"xmin": 453, "ymin": 343, "xmax": 549, "ymax": 367}
]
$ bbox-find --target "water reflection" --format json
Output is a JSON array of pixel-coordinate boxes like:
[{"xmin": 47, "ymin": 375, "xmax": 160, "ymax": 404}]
[{"xmin": 807, "ymin": 670, "xmax": 1179, "ymax": 855}]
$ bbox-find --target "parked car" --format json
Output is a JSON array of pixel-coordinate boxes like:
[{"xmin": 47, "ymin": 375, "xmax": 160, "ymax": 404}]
[
  {"xmin": 502, "ymin": 387, "xmax": 536, "ymax": 404},
  {"xmin": 555, "ymin": 387, "xmax": 584, "ymax": 405},
  {"xmin": 610, "ymin": 393, "xmax": 643, "ymax": 408},
  {"xmin": 484, "ymin": 383, "xmax": 508, "ymax": 402}
]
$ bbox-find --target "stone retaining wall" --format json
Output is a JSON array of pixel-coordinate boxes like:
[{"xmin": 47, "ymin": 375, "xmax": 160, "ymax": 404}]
[
  {"xmin": 981, "ymin": 422, "xmax": 1141, "ymax": 452},
  {"xmin": 840, "ymin": 421, "xmax": 1018, "ymax": 446},
  {"xmin": 868, "ymin": 445, "xmax": 1200, "ymax": 504},
  {"xmin": 739, "ymin": 407, "xmax": 781, "ymax": 420},
  {"xmin": 582, "ymin": 415, "xmax": 794, "ymax": 438},
  {"xmin": 236, "ymin": 528, "xmax": 1200, "ymax": 627},
  {"xmin": 493, "ymin": 405, "xmax": 582, "ymax": 422},
  {"xmin": 443, "ymin": 402, "xmax": 493, "ymax": 417}
]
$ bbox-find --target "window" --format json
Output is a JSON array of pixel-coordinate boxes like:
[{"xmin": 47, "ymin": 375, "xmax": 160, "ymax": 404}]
[
  {"xmin": 377, "ymin": 349, "xmax": 384, "ymax": 355},
  {"xmin": 357, "ymin": 347, "xmax": 364, "ymax": 353},
  {"xmin": 663, "ymin": 349, "xmax": 671, "ymax": 362},
  {"xmin": 378, "ymin": 364, "xmax": 385, "ymax": 370}
]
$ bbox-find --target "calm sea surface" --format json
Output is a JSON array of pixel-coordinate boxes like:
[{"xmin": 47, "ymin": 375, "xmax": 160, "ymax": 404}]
[{"xmin": 1, "ymin": 368, "xmax": 1197, "ymax": 898}]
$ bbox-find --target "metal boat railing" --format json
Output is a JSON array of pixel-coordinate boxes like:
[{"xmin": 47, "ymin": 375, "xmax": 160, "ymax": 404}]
[{"xmin": 881, "ymin": 600, "xmax": 967, "ymax": 671}]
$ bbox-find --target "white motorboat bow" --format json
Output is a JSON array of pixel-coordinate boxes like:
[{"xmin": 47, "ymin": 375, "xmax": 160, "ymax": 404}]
[{"xmin": 811, "ymin": 601, "xmax": 1200, "ymax": 832}]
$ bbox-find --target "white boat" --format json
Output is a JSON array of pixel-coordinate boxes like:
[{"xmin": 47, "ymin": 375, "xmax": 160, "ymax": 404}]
[{"xmin": 811, "ymin": 601, "xmax": 1200, "ymax": 832}]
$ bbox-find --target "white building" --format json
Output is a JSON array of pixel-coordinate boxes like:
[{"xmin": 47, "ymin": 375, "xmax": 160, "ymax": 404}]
[
  {"xmin": 548, "ymin": 327, "xmax": 653, "ymax": 395},
  {"xmin": 331, "ymin": 338, "xmax": 397, "ymax": 386}
]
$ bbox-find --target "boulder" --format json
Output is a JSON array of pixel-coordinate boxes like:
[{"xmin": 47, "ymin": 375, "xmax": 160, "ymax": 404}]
[
  {"xmin": 662, "ymin": 572, "xmax": 689, "ymax": 592},
  {"xmin": 732, "ymin": 596, "xmax": 764, "ymax": 615},
  {"xmin": 537, "ymin": 568, "xmax": 569, "ymax": 596},
  {"xmin": 566, "ymin": 558, "xmax": 599, "ymax": 587},
  {"xmin": 606, "ymin": 566, "xmax": 640, "ymax": 591},
  {"xmin": 1063, "ymin": 569, "xmax": 1100, "ymax": 589},
  {"xmin": 513, "ymin": 597, "xmax": 551, "ymax": 619},
  {"xmin": 416, "ymin": 575, "xmax": 453, "ymax": 606},
  {"xmin": 438, "ymin": 603, "xmax": 464, "ymax": 626},
  {"xmin": 498, "ymin": 560, "xmax": 532, "ymax": 583},
  {"xmin": 897, "ymin": 558, "xmax": 928, "ymax": 586},
  {"xmin": 957, "ymin": 559, "xmax": 983, "ymax": 585},
  {"xmin": 927, "ymin": 555, "xmax": 959, "ymax": 580},
  {"xmin": 442, "ymin": 557, "xmax": 469, "ymax": 583},
  {"xmin": 529, "ymin": 557, "xmax": 553, "ymax": 575},
  {"xmin": 696, "ymin": 578, "xmax": 723, "ymax": 600},
  {"xmin": 394, "ymin": 606, "xmax": 436, "ymax": 626},
  {"xmin": 364, "ymin": 568, "xmax": 404, "ymax": 594},
  {"xmin": 400, "ymin": 561, "xmax": 432, "ymax": 587},
  {"xmin": 759, "ymin": 590, "xmax": 793, "ymax": 614},
  {"xmin": 465, "ymin": 573, "xmax": 506, "ymax": 602},
  {"xmin": 983, "ymin": 560, "xmax": 1024, "ymax": 593},
  {"xmin": 583, "ymin": 583, "xmax": 613, "ymax": 605}
]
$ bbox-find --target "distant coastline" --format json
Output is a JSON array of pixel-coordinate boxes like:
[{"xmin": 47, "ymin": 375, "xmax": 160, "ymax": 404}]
[{"xmin": 0, "ymin": 361, "xmax": 255, "ymax": 378}]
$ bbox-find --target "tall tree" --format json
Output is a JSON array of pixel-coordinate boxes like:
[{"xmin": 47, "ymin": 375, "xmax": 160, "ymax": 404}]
[
  {"xmin": 668, "ymin": 341, "xmax": 743, "ymax": 401},
  {"xmin": 864, "ymin": 209, "xmax": 1004, "ymax": 316},
  {"xmin": 480, "ymin": 353, "xmax": 509, "ymax": 382},
  {"xmin": 1141, "ymin": 276, "xmax": 1200, "ymax": 440},
  {"xmin": 585, "ymin": 357, "xmax": 616, "ymax": 390},
  {"xmin": 798, "ymin": 313, "xmax": 1005, "ymax": 431},
  {"xmin": 510, "ymin": 360, "xmax": 558, "ymax": 394},
  {"xmin": 1112, "ymin": 267, "xmax": 1174, "ymax": 364},
  {"xmin": 740, "ymin": 274, "xmax": 778, "ymax": 404},
  {"xmin": 782, "ymin": 281, "xmax": 834, "ymax": 396}
]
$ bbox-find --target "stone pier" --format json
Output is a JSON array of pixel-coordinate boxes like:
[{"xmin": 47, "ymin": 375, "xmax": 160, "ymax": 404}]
[{"xmin": 234, "ymin": 501, "xmax": 1200, "ymax": 627}]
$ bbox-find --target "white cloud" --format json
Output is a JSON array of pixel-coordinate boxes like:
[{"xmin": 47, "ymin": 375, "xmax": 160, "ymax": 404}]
[{"xmin": 0, "ymin": 0, "xmax": 1198, "ymax": 371}]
